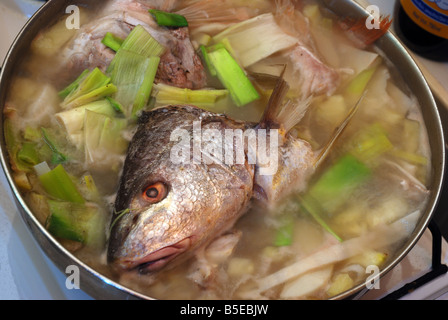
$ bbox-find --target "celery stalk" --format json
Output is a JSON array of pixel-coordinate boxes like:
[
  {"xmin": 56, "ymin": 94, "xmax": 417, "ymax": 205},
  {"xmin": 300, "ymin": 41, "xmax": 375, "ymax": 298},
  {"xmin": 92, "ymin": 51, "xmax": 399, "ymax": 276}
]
[
  {"xmin": 101, "ymin": 32, "xmax": 124, "ymax": 52},
  {"xmin": 38, "ymin": 164, "xmax": 85, "ymax": 204},
  {"xmin": 207, "ymin": 47, "xmax": 260, "ymax": 107}
]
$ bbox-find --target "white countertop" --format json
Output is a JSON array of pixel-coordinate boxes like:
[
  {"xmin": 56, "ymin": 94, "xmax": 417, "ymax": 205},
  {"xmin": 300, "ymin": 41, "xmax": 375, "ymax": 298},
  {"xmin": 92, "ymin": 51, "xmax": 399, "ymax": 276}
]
[{"xmin": 0, "ymin": 0, "xmax": 447, "ymax": 300}]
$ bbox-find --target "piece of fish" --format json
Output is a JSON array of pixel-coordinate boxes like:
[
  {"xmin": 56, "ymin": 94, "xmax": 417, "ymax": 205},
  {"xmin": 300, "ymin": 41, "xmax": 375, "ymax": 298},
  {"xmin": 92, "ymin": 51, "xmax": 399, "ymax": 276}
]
[
  {"xmin": 59, "ymin": 0, "xmax": 207, "ymax": 89},
  {"xmin": 107, "ymin": 75, "xmax": 317, "ymax": 273}
]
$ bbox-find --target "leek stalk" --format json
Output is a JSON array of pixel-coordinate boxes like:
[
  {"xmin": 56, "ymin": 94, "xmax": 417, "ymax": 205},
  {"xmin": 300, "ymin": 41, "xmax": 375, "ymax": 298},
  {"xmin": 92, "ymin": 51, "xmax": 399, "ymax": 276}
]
[
  {"xmin": 308, "ymin": 155, "xmax": 371, "ymax": 215},
  {"xmin": 17, "ymin": 142, "xmax": 40, "ymax": 166},
  {"xmin": 148, "ymin": 9, "xmax": 188, "ymax": 27},
  {"xmin": 152, "ymin": 83, "xmax": 228, "ymax": 108},
  {"xmin": 207, "ymin": 47, "xmax": 260, "ymax": 107},
  {"xmin": 101, "ymin": 32, "xmax": 124, "ymax": 52},
  {"xmin": 61, "ymin": 68, "xmax": 117, "ymax": 109},
  {"xmin": 116, "ymin": 25, "xmax": 165, "ymax": 59},
  {"xmin": 41, "ymin": 128, "xmax": 68, "ymax": 164},
  {"xmin": 46, "ymin": 200, "xmax": 105, "ymax": 246},
  {"xmin": 58, "ymin": 69, "xmax": 90, "ymax": 99},
  {"xmin": 212, "ymin": 13, "xmax": 298, "ymax": 68},
  {"xmin": 109, "ymin": 50, "xmax": 160, "ymax": 117},
  {"xmin": 38, "ymin": 164, "xmax": 85, "ymax": 204}
]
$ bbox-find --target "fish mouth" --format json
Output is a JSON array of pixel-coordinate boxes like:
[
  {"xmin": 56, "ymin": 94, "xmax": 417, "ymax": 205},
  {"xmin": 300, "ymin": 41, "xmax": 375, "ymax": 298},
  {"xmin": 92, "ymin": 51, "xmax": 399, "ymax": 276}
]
[{"xmin": 123, "ymin": 237, "xmax": 192, "ymax": 273}]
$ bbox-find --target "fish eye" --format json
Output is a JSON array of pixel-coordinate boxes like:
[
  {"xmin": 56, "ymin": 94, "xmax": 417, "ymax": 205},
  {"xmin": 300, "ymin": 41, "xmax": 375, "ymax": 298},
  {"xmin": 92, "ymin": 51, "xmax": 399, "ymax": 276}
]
[{"xmin": 142, "ymin": 182, "xmax": 167, "ymax": 203}]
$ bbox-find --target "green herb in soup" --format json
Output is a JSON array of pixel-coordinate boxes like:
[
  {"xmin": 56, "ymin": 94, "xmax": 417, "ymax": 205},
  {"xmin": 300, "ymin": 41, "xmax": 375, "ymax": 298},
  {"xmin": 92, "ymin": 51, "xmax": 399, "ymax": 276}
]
[{"xmin": 3, "ymin": 0, "xmax": 430, "ymax": 300}]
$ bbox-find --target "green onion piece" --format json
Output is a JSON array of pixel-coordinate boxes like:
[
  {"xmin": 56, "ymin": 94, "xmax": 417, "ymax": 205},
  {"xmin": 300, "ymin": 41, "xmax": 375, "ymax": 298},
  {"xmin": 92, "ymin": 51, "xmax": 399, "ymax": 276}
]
[
  {"xmin": 41, "ymin": 128, "xmax": 68, "ymax": 165},
  {"xmin": 101, "ymin": 32, "xmax": 124, "ymax": 52},
  {"xmin": 119, "ymin": 25, "xmax": 165, "ymax": 58},
  {"xmin": 17, "ymin": 142, "xmax": 40, "ymax": 166},
  {"xmin": 58, "ymin": 69, "xmax": 90, "ymax": 99},
  {"xmin": 46, "ymin": 200, "xmax": 105, "ymax": 246},
  {"xmin": 61, "ymin": 68, "xmax": 117, "ymax": 109},
  {"xmin": 207, "ymin": 47, "xmax": 260, "ymax": 107},
  {"xmin": 148, "ymin": 9, "xmax": 188, "ymax": 27},
  {"xmin": 38, "ymin": 164, "xmax": 85, "ymax": 204},
  {"xmin": 152, "ymin": 83, "xmax": 228, "ymax": 108}
]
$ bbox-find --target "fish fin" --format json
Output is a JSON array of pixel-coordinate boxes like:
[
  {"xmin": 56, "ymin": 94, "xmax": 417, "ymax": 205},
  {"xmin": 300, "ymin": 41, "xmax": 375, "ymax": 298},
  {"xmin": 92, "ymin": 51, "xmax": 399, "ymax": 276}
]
[
  {"xmin": 259, "ymin": 66, "xmax": 290, "ymax": 129},
  {"xmin": 340, "ymin": 15, "xmax": 392, "ymax": 49},
  {"xmin": 258, "ymin": 66, "xmax": 311, "ymax": 132},
  {"xmin": 276, "ymin": 96, "xmax": 312, "ymax": 133},
  {"xmin": 313, "ymin": 91, "xmax": 367, "ymax": 168}
]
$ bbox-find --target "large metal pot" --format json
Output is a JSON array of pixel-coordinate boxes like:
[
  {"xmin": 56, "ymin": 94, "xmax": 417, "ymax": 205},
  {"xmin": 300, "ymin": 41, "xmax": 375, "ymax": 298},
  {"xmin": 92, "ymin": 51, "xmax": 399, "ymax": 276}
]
[{"xmin": 0, "ymin": 0, "xmax": 445, "ymax": 300}]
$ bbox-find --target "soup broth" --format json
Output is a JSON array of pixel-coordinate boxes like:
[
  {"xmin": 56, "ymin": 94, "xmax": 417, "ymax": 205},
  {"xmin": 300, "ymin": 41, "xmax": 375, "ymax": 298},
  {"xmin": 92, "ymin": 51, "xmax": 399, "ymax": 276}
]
[{"xmin": 3, "ymin": 0, "xmax": 431, "ymax": 299}]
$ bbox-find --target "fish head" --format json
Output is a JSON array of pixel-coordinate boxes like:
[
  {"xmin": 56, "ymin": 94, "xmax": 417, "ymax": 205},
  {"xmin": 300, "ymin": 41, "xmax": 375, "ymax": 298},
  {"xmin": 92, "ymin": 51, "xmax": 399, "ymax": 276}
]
[{"xmin": 107, "ymin": 106, "xmax": 253, "ymax": 274}]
